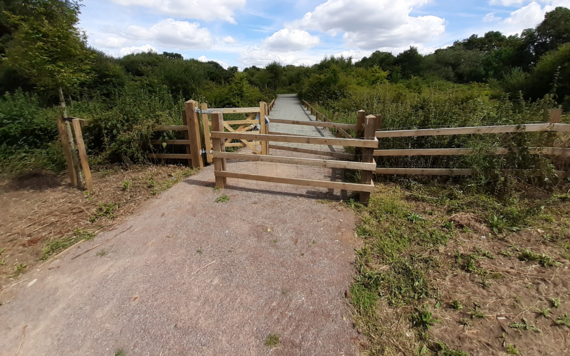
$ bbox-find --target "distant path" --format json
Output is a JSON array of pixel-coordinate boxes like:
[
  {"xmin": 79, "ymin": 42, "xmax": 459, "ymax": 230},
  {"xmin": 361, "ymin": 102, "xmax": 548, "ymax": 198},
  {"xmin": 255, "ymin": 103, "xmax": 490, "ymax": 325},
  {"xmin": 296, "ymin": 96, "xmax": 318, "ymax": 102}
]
[{"xmin": 0, "ymin": 95, "xmax": 360, "ymax": 355}]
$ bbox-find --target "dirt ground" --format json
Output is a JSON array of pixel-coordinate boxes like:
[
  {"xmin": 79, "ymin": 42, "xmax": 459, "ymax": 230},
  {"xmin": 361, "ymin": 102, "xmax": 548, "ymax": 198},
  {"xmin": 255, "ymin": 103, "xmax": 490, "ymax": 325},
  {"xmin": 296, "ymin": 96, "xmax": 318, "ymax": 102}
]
[{"xmin": 0, "ymin": 165, "xmax": 197, "ymax": 290}]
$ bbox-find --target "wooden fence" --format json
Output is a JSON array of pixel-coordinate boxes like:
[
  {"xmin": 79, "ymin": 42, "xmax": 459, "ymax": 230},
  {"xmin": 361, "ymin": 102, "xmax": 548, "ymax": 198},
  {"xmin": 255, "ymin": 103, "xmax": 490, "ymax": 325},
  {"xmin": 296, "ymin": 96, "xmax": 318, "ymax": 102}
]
[
  {"xmin": 372, "ymin": 108, "xmax": 570, "ymax": 177},
  {"xmin": 150, "ymin": 100, "xmax": 203, "ymax": 169},
  {"xmin": 210, "ymin": 111, "xmax": 378, "ymax": 203}
]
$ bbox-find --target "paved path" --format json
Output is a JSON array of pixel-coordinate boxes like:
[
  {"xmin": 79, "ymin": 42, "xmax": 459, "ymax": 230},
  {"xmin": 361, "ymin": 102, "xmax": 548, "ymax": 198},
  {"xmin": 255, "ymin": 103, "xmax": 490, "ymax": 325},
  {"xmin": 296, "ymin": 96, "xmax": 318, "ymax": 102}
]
[{"xmin": 0, "ymin": 95, "xmax": 360, "ymax": 356}]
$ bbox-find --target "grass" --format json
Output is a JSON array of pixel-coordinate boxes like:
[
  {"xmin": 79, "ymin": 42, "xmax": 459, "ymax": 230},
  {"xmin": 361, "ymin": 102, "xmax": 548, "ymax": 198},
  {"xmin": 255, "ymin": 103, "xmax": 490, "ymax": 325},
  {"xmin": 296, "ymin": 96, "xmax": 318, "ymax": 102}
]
[
  {"xmin": 13, "ymin": 263, "xmax": 27, "ymax": 277},
  {"xmin": 114, "ymin": 350, "xmax": 125, "ymax": 356},
  {"xmin": 264, "ymin": 333, "xmax": 280, "ymax": 348},
  {"xmin": 90, "ymin": 203, "xmax": 119, "ymax": 223},
  {"xmin": 506, "ymin": 344, "xmax": 520, "ymax": 354},
  {"xmin": 215, "ymin": 195, "xmax": 230, "ymax": 203},
  {"xmin": 556, "ymin": 314, "xmax": 570, "ymax": 327},
  {"xmin": 518, "ymin": 249, "xmax": 560, "ymax": 267},
  {"xmin": 96, "ymin": 249, "xmax": 109, "ymax": 257},
  {"xmin": 41, "ymin": 229, "xmax": 96, "ymax": 260},
  {"xmin": 509, "ymin": 318, "xmax": 542, "ymax": 333}
]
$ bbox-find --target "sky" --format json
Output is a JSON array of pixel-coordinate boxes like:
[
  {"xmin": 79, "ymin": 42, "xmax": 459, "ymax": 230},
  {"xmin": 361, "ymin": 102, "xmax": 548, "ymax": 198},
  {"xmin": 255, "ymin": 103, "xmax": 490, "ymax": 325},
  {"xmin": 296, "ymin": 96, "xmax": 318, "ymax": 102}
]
[{"xmin": 78, "ymin": 0, "xmax": 570, "ymax": 69}]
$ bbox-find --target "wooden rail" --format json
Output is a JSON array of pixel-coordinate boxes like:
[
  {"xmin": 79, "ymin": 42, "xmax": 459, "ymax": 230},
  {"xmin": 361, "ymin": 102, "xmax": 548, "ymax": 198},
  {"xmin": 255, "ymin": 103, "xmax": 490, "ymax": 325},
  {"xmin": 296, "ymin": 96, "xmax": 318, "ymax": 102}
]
[
  {"xmin": 374, "ymin": 147, "xmax": 570, "ymax": 157},
  {"xmin": 375, "ymin": 123, "xmax": 570, "ymax": 138},
  {"xmin": 207, "ymin": 107, "xmax": 261, "ymax": 114},
  {"xmin": 213, "ymin": 151, "xmax": 376, "ymax": 171},
  {"xmin": 215, "ymin": 171, "xmax": 375, "ymax": 193},
  {"xmin": 269, "ymin": 144, "xmax": 356, "ymax": 160},
  {"xmin": 210, "ymin": 132, "xmax": 377, "ymax": 148},
  {"xmin": 375, "ymin": 167, "xmax": 569, "ymax": 178},
  {"xmin": 270, "ymin": 118, "xmax": 358, "ymax": 130},
  {"xmin": 302, "ymin": 100, "xmax": 352, "ymax": 139}
]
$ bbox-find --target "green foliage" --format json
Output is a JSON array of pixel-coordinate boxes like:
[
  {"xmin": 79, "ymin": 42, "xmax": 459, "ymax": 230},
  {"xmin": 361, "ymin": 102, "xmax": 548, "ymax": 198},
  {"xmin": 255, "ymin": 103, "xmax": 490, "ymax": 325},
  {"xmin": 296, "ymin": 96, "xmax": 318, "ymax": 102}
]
[
  {"xmin": 411, "ymin": 308, "xmax": 440, "ymax": 329},
  {"xmin": 518, "ymin": 249, "xmax": 560, "ymax": 267},
  {"xmin": 3, "ymin": 0, "xmax": 94, "ymax": 92},
  {"xmin": 509, "ymin": 318, "xmax": 542, "ymax": 333},
  {"xmin": 264, "ymin": 334, "xmax": 280, "ymax": 347},
  {"xmin": 556, "ymin": 313, "xmax": 570, "ymax": 327},
  {"xmin": 215, "ymin": 194, "xmax": 229, "ymax": 203}
]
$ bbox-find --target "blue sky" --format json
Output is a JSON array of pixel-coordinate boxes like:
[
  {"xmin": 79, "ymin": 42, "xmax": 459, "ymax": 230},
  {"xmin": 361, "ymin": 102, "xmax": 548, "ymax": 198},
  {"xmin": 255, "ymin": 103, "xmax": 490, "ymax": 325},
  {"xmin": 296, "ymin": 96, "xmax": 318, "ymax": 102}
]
[{"xmin": 78, "ymin": 0, "xmax": 570, "ymax": 68}]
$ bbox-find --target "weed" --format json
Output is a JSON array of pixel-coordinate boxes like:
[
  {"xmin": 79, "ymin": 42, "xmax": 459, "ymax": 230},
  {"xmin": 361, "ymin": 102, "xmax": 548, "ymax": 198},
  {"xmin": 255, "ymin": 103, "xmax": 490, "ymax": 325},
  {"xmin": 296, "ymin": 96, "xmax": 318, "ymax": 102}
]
[
  {"xmin": 451, "ymin": 300, "xmax": 463, "ymax": 310},
  {"xmin": 474, "ymin": 247, "xmax": 495, "ymax": 259},
  {"xmin": 196, "ymin": 248, "xmax": 202, "ymax": 254},
  {"xmin": 13, "ymin": 263, "xmax": 27, "ymax": 276},
  {"xmin": 412, "ymin": 308, "xmax": 440, "ymax": 329},
  {"xmin": 273, "ymin": 239, "xmax": 277, "ymax": 243},
  {"xmin": 500, "ymin": 250, "xmax": 512, "ymax": 257},
  {"xmin": 148, "ymin": 180, "xmax": 155, "ymax": 188},
  {"xmin": 551, "ymin": 298, "xmax": 561, "ymax": 308},
  {"xmin": 406, "ymin": 213, "xmax": 426, "ymax": 223},
  {"xmin": 215, "ymin": 195, "xmax": 229, "ymax": 203},
  {"xmin": 459, "ymin": 318, "xmax": 470, "ymax": 326},
  {"xmin": 535, "ymin": 308, "xmax": 551, "ymax": 318},
  {"xmin": 114, "ymin": 350, "xmax": 125, "ymax": 356},
  {"xmin": 121, "ymin": 181, "xmax": 130, "ymax": 190},
  {"xmin": 442, "ymin": 221, "xmax": 454, "ymax": 230},
  {"xmin": 0, "ymin": 248, "xmax": 5, "ymax": 256},
  {"xmin": 264, "ymin": 333, "xmax": 280, "ymax": 347},
  {"xmin": 431, "ymin": 342, "xmax": 469, "ymax": 356},
  {"xmin": 213, "ymin": 186, "xmax": 220, "ymax": 191},
  {"xmin": 518, "ymin": 249, "xmax": 560, "ymax": 267},
  {"xmin": 469, "ymin": 305, "xmax": 486, "ymax": 319},
  {"xmin": 90, "ymin": 203, "xmax": 119, "ymax": 223},
  {"xmin": 556, "ymin": 314, "xmax": 570, "ymax": 327},
  {"xmin": 96, "ymin": 249, "xmax": 109, "ymax": 257},
  {"xmin": 506, "ymin": 344, "xmax": 519, "ymax": 355},
  {"xmin": 510, "ymin": 318, "xmax": 542, "ymax": 333}
]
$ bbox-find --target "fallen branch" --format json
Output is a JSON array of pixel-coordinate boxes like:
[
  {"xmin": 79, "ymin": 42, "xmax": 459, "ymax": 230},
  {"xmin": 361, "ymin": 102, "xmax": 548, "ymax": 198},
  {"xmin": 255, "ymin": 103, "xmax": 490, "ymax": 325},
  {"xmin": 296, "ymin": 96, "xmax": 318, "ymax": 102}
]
[{"xmin": 192, "ymin": 261, "xmax": 216, "ymax": 275}]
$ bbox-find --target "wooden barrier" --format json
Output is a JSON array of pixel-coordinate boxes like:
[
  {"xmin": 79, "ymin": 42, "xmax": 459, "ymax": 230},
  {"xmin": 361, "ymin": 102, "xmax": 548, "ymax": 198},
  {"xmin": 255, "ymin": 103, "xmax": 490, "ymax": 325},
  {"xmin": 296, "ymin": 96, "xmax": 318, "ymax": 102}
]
[
  {"xmin": 270, "ymin": 118, "xmax": 358, "ymax": 130},
  {"xmin": 374, "ymin": 147, "xmax": 570, "ymax": 157},
  {"xmin": 150, "ymin": 100, "xmax": 203, "ymax": 169},
  {"xmin": 211, "ymin": 109, "xmax": 377, "ymax": 196},
  {"xmin": 375, "ymin": 123, "xmax": 570, "ymax": 138}
]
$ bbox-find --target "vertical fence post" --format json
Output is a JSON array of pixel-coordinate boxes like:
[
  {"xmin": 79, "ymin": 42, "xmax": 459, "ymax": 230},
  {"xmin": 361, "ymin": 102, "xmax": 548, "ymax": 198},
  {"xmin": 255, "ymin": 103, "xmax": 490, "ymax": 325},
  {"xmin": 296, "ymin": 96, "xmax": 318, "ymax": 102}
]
[
  {"xmin": 360, "ymin": 115, "xmax": 377, "ymax": 205},
  {"xmin": 260, "ymin": 101, "xmax": 268, "ymax": 155},
  {"xmin": 355, "ymin": 110, "xmax": 367, "ymax": 160},
  {"xmin": 212, "ymin": 112, "xmax": 226, "ymax": 188},
  {"xmin": 57, "ymin": 116, "xmax": 79, "ymax": 187},
  {"xmin": 181, "ymin": 110, "xmax": 193, "ymax": 167},
  {"xmin": 72, "ymin": 119, "xmax": 94, "ymax": 192},
  {"xmin": 185, "ymin": 100, "xmax": 204, "ymax": 169},
  {"xmin": 202, "ymin": 103, "xmax": 213, "ymax": 164},
  {"xmin": 547, "ymin": 108, "xmax": 563, "ymax": 147}
]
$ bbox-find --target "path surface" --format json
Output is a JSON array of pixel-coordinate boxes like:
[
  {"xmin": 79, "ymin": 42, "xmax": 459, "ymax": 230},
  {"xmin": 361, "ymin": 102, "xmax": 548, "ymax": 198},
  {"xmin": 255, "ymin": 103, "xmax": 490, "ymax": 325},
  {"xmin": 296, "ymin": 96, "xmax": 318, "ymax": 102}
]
[{"xmin": 0, "ymin": 95, "xmax": 360, "ymax": 356}]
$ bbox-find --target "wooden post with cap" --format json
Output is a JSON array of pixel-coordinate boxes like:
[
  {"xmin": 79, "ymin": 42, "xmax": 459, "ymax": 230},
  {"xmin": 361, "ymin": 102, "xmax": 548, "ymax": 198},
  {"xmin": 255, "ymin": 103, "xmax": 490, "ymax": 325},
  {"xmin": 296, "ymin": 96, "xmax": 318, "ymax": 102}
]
[{"xmin": 360, "ymin": 115, "xmax": 377, "ymax": 205}]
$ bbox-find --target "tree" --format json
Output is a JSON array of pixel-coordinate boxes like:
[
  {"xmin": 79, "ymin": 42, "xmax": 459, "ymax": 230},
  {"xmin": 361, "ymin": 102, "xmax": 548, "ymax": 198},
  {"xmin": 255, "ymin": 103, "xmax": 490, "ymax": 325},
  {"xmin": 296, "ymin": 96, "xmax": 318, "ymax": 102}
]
[
  {"xmin": 265, "ymin": 61, "xmax": 283, "ymax": 91},
  {"xmin": 534, "ymin": 7, "xmax": 570, "ymax": 58},
  {"xmin": 3, "ymin": 0, "xmax": 94, "ymax": 187},
  {"xmin": 395, "ymin": 47, "xmax": 424, "ymax": 79}
]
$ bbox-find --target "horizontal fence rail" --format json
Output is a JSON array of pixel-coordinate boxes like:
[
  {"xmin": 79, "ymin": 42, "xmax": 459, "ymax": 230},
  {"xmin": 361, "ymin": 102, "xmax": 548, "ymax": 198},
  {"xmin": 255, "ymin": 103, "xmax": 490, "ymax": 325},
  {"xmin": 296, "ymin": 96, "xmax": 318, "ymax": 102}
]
[
  {"xmin": 210, "ymin": 132, "xmax": 377, "ymax": 148},
  {"xmin": 376, "ymin": 123, "xmax": 570, "ymax": 138},
  {"xmin": 213, "ymin": 151, "xmax": 376, "ymax": 171},
  {"xmin": 208, "ymin": 107, "xmax": 261, "ymax": 114},
  {"xmin": 375, "ymin": 167, "xmax": 569, "ymax": 178},
  {"xmin": 270, "ymin": 118, "xmax": 358, "ymax": 130},
  {"xmin": 156, "ymin": 125, "xmax": 188, "ymax": 131},
  {"xmin": 269, "ymin": 144, "xmax": 356, "ymax": 160},
  {"xmin": 374, "ymin": 147, "xmax": 570, "ymax": 157},
  {"xmin": 215, "ymin": 171, "xmax": 375, "ymax": 193}
]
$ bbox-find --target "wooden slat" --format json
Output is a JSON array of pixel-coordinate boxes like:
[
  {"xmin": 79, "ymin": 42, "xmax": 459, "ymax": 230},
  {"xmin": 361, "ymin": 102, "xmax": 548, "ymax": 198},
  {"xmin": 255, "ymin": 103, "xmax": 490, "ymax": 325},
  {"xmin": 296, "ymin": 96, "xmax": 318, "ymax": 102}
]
[
  {"xmin": 375, "ymin": 123, "xmax": 558, "ymax": 138},
  {"xmin": 210, "ymin": 132, "xmax": 378, "ymax": 148},
  {"xmin": 553, "ymin": 123, "xmax": 570, "ymax": 132},
  {"xmin": 226, "ymin": 141, "xmax": 261, "ymax": 147},
  {"xmin": 375, "ymin": 168, "xmax": 472, "ymax": 176},
  {"xmin": 268, "ymin": 131, "xmax": 312, "ymax": 137},
  {"xmin": 149, "ymin": 154, "xmax": 193, "ymax": 160},
  {"xmin": 270, "ymin": 118, "xmax": 358, "ymax": 130},
  {"xmin": 150, "ymin": 140, "xmax": 191, "ymax": 145},
  {"xmin": 222, "ymin": 119, "xmax": 259, "ymax": 126},
  {"xmin": 208, "ymin": 107, "xmax": 261, "ymax": 114},
  {"xmin": 156, "ymin": 125, "xmax": 188, "ymax": 131},
  {"xmin": 202, "ymin": 103, "xmax": 213, "ymax": 164},
  {"xmin": 72, "ymin": 119, "xmax": 94, "ymax": 192},
  {"xmin": 213, "ymin": 152, "xmax": 377, "ymax": 171},
  {"xmin": 374, "ymin": 147, "xmax": 570, "ymax": 156},
  {"xmin": 215, "ymin": 171, "xmax": 375, "ymax": 193},
  {"xmin": 269, "ymin": 144, "xmax": 356, "ymax": 160}
]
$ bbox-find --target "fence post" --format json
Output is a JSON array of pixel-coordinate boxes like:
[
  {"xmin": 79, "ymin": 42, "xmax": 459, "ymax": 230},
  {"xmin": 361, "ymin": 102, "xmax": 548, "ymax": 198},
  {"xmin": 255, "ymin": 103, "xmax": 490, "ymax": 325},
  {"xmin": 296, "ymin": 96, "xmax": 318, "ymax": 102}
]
[
  {"xmin": 355, "ymin": 110, "xmax": 367, "ymax": 159},
  {"xmin": 212, "ymin": 112, "xmax": 226, "ymax": 188},
  {"xmin": 181, "ymin": 110, "xmax": 193, "ymax": 167},
  {"xmin": 260, "ymin": 101, "xmax": 268, "ymax": 155},
  {"xmin": 201, "ymin": 103, "xmax": 213, "ymax": 164},
  {"xmin": 185, "ymin": 100, "xmax": 204, "ymax": 169},
  {"xmin": 72, "ymin": 119, "xmax": 94, "ymax": 192},
  {"xmin": 547, "ymin": 108, "xmax": 563, "ymax": 147},
  {"xmin": 57, "ymin": 116, "xmax": 79, "ymax": 187},
  {"xmin": 360, "ymin": 115, "xmax": 377, "ymax": 205}
]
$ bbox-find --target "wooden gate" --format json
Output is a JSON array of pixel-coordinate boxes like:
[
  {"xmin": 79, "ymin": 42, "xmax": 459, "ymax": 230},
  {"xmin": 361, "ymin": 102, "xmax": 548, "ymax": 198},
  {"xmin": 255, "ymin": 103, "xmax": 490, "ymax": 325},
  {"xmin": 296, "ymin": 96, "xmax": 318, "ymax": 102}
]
[
  {"xmin": 209, "ymin": 110, "xmax": 379, "ymax": 203},
  {"xmin": 201, "ymin": 101, "xmax": 273, "ymax": 163}
]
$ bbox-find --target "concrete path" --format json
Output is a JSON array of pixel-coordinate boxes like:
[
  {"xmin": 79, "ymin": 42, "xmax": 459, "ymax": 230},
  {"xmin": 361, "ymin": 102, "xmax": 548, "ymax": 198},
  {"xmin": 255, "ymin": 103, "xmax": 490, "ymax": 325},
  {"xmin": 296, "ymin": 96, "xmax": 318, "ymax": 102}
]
[{"xmin": 0, "ymin": 95, "xmax": 360, "ymax": 355}]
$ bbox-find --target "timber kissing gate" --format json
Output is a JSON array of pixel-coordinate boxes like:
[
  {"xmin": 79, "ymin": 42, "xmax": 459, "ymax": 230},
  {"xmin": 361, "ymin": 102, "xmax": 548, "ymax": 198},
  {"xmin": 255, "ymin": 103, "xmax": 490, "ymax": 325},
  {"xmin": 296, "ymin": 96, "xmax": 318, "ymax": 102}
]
[{"xmin": 204, "ymin": 101, "xmax": 379, "ymax": 204}]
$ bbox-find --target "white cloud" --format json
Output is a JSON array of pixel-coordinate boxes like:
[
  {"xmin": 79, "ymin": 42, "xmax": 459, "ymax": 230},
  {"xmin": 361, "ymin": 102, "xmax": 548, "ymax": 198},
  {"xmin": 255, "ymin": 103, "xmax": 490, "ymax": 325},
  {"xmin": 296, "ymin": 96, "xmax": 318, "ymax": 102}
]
[
  {"xmin": 483, "ymin": 13, "xmax": 502, "ymax": 22},
  {"xmin": 489, "ymin": 0, "xmax": 527, "ymax": 5},
  {"xmin": 264, "ymin": 29, "xmax": 320, "ymax": 52},
  {"xmin": 238, "ymin": 47, "xmax": 318, "ymax": 67},
  {"xmin": 126, "ymin": 19, "xmax": 213, "ymax": 50},
  {"xmin": 334, "ymin": 49, "xmax": 373, "ymax": 61},
  {"xmin": 108, "ymin": 0, "xmax": 246, "ymax": 24},
  {"xmin": 289, "ymin": 0, "xmax": 446, "ymax": 50},
  {"xmin": 223, "ymin": 36, "xmax": 237, "ymax": 44},
  {"xmin": 120, "ymin": 44, "xmax": 157, "ymax": 56},
  {"xmin": 95, "ymin": 36, "xmax": 130, "ymax": 48},
  {"xmin": 502, "ymin": 2, "xmax": 545, "ymax": 33},
  {"xmin": 197, "ymin": 55, "xmax": 230, "ymax": 69}
]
